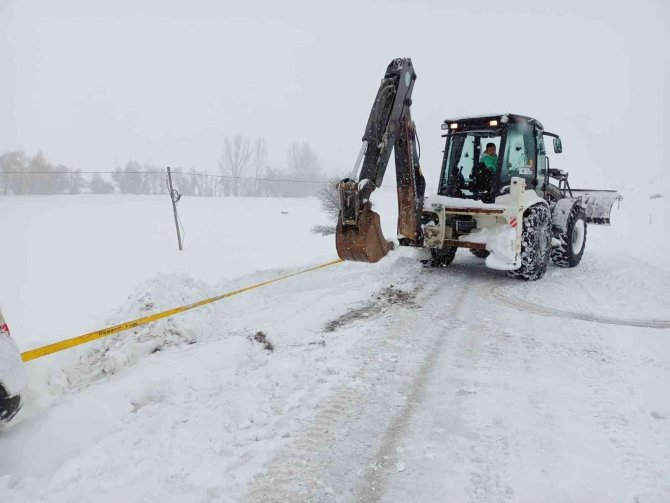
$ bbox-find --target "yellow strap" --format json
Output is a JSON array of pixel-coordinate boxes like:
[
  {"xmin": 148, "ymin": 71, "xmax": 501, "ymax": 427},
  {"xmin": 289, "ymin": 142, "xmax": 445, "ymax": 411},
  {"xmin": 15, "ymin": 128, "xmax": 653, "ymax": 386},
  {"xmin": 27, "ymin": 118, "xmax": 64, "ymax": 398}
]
[{"xmin": 21, "ymin": 258, "xmax": 344, "ymax": 362}]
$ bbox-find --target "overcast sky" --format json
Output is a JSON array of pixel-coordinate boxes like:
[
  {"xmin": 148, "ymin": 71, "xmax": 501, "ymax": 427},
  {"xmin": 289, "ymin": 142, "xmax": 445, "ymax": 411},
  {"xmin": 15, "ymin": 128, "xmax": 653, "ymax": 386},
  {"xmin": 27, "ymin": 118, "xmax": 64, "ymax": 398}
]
[{"xmin": 1, "ymin": 0, "xmax": 668, "ymax": 189}]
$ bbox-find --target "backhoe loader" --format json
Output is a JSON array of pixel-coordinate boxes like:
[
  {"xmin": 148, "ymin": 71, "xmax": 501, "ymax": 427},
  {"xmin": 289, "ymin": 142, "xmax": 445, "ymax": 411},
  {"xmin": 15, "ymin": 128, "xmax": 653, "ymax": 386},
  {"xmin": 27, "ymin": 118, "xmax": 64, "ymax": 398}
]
[{"xmin": 336, "ymin": 58, "xmax": 621, "ymax": 280}]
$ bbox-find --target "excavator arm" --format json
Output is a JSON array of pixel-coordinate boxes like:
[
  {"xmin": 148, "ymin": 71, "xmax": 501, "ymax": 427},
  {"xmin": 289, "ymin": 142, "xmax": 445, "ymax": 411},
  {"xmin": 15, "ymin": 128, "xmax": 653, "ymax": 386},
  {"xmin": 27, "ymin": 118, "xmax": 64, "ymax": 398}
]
[{"xmin": 336, "ymin": 58, "xmax": 426, "ymax": 263}]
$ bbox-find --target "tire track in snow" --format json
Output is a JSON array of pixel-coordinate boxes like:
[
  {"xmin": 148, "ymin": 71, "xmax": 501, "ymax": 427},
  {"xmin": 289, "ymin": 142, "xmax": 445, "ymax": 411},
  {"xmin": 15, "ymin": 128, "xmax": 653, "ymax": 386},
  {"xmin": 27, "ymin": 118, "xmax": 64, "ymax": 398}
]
[
  {"xmin": 488, "ymin": 285, "xmax": 670, "ymax": 329},
  {"xmin": 478, "ymin": 276, "xmax": 670, "ymax": 501},
  {"xmin": 244, "ymin": 259, "xmax": 669, "ymax": 502},
  {"xmin": 242, "ymin": 277, "xmax": 445, "ymax": 502},
  {"xmin": 243, "ymin": 384, "xmax": 363, "ymax": 502},
  {"xmin": 353, "ymin": 281, "xmax": 472, "ymax": 502},
  {"xmin": 371, "ymin": 272, "xmax": 520, "ymax": 503},
  {"xmin": 378, "ymin": 269, "xmax": 670, "ymax": 501}
]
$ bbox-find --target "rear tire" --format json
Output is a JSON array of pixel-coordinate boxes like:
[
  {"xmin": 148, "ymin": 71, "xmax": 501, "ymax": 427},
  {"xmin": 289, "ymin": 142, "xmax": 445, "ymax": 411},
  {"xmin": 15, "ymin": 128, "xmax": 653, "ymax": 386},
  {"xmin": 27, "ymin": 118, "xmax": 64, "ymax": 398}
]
[
  {"xmin": 430, "ymin": 247, "xmax": 457, "ymax": 267},
  {"xmin": 469, "ymin": 249, "xmax": 490, "ymax": 259},
  {"xmin": 551, "ymin": 204, "xmax": 587, "ymax": 268},
  {"xmin": 509, "ymin": 204, "xmax": 552, "ymax": 281}
]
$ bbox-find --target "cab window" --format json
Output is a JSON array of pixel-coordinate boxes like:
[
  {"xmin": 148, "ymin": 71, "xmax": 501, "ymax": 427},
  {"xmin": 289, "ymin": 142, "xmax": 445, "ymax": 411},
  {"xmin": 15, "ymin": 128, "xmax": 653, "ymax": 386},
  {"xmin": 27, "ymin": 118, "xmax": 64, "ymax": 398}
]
[
  {"xmin": 501, "ymin": 123, "xmax": 536, "ymax": 186},
  {"xmin": 441, "ymin": 133, "xmax": 501, "ymax": 196}
]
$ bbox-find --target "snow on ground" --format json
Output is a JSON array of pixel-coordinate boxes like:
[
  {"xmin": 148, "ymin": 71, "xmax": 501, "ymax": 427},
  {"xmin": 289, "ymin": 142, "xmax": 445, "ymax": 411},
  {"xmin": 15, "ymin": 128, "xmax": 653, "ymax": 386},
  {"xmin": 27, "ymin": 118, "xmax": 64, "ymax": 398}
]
[
  {"xmin": 0, "ymin": 195, "xmax": 337, "ymax": 351},
  {"xmin": 0, "ymin": 182, "xmax": 669, "ymax": 502}
]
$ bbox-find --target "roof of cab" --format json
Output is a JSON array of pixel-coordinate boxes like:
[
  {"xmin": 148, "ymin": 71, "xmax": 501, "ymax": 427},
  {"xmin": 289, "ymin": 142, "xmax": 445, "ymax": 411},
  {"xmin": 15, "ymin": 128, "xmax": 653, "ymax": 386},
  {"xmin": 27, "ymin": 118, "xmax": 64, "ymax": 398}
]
[{"xmin": 443, "ymin": 113, "xmax": 543, "ymax": 130}]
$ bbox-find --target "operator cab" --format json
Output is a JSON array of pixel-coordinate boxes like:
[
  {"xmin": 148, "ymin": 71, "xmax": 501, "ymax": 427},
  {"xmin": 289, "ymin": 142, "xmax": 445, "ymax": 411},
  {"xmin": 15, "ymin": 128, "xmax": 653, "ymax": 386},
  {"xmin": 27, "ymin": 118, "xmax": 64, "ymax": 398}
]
[{"xmin": 438, "ymin": 114, "xmax": 553, "ymax": 203}]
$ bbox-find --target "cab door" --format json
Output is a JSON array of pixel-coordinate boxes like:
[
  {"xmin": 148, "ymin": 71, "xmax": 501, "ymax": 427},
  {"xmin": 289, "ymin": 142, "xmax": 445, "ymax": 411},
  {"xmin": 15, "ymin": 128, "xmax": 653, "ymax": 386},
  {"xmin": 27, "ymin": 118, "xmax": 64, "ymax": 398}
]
[{"xmin": 500, "ymin": 123, "xmax": 537, "ymax": 188}]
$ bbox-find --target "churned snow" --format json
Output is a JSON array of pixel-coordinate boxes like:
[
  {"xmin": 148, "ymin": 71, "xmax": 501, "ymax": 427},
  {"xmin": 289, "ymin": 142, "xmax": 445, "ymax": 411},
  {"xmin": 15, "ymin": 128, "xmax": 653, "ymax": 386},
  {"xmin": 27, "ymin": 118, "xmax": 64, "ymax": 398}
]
[
  {"xmin": 466, "ymin": 224, "xmax": 518, "ymax": 269},
  {"xmin": 0, "ymin": 182, "xmax": 669, "ymax": 502}
]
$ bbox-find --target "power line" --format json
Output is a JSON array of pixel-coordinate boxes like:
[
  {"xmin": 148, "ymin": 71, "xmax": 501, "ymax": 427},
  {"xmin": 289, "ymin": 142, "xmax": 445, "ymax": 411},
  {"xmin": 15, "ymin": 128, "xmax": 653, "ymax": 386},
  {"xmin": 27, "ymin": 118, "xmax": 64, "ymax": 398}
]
[
  {"xmin": 1, "ymin": 170, "xmax": 404, "ymax": 189},
  {"xmin": 1, "ymin": 170, "xmax": 439, "ymax": 192},
  {"xmin": 3, "ymin": 170, "xmax": 330, "ymax": 184}
]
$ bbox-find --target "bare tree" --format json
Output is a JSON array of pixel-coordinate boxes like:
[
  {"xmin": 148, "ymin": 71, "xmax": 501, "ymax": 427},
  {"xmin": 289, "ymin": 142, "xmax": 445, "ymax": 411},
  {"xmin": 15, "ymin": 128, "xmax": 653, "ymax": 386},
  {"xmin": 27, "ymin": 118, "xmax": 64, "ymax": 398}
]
[
  {"xmin": 142, "ymin": 164, "xmax": 163, "ymax": 195},
  {"xmin": 27, "ymin": 152, "xmax": 72, "ymax": 194},
  {"xmin": 112, "ymin": 160, "xmax": 146, "ymax": 194},
  {"xmin": 0, "ymin": 150, "xmax": 87, "ymax": 195},
  {"xmin": 251, "ymin": 136, "xmax": 269, "ymax": 196},
  {"xmin": 285, "ymin": 142, "xmax": 323, "ymax": 197},
  {"xmin": 311, "ymin": 176, "xmax": 343, "ymax": 235},
  {"xmin": 218, "ymin": 135, "xmax": 252, "ymax": 197},
  {"xmin": 0, "ymin": 150, "xmax": 27, "ymax": 195},
  {"xmin": 318, "ymin": 176, "xmax": 342, "ymax": 220},
  {"xmin": 287, "ymin": 142, "xmax": 320, "ymax": 179},
  {"xmin": 89, "ymin": 172, "xmax": 115, "ymax": 194},
  {"xmin": 65, "ymin": 168, "xmax": 85, "ymax": 194},
  {"xmin": 263, "ymin": 166, "xmax": 284, "ymax": 197}
]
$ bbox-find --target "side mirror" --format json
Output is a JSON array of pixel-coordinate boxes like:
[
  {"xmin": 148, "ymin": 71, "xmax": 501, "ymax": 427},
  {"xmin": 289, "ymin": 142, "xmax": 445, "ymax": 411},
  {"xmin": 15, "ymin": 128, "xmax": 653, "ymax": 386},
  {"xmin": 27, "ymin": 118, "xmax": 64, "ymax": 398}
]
[{"xmin": 553, "ymin": 137, "xmax": 563, "ymax": 154}]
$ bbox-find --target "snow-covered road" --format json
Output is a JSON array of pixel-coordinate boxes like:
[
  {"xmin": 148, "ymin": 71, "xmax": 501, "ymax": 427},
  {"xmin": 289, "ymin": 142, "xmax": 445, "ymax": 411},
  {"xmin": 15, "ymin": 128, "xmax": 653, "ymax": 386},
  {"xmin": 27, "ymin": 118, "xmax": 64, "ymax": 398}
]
[
  {"xmin": 1, "ymin": 189, "xmax": 669, "ymax": 502},
  {"xmin": 242, "ymin": 254, "xmax": 670, "ymax": 503}
]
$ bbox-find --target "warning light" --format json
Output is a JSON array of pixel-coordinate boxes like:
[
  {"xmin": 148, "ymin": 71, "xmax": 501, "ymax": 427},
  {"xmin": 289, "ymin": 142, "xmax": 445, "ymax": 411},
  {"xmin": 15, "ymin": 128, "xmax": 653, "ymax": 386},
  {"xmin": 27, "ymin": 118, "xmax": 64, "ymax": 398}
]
[
  {"xmin": 489, "ymin": 120, "xmax": 498, "ymax": 126},
  {"xmin": 450, "ymin": 123, "xmax": 458, "ymax": 129}
]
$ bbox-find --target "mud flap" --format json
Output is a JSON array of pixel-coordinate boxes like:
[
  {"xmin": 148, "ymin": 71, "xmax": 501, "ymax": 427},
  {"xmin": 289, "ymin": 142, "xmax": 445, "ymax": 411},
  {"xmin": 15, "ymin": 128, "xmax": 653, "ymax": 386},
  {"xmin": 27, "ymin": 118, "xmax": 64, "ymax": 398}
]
[
  {"xmin": 336, "ymin": 203, "xmax": 393, "ymax": 263},
  {"xmin": 571, "ymin": 189, "xmax": 622, "ymax": 225}
]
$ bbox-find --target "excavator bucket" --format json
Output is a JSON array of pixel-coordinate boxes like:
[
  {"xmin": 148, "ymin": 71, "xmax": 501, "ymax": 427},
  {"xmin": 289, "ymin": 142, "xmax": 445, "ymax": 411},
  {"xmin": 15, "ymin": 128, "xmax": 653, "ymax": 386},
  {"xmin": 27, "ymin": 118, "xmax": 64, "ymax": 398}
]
[
  {"xmin": 336, "ymin": 202, "xmax": 393, "ymax": 263},
  {"xmin": 571, "ymin": 189, "xmax": 623, "ymax": 225}
]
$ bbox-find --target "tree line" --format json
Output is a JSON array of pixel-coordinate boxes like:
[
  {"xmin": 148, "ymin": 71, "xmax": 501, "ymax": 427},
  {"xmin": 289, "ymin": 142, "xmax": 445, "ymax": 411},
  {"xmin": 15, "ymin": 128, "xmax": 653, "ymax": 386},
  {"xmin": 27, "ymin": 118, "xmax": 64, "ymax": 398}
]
[{"xmin": 0, "ymin": 136, "xmax": 327, "ymax": 197}]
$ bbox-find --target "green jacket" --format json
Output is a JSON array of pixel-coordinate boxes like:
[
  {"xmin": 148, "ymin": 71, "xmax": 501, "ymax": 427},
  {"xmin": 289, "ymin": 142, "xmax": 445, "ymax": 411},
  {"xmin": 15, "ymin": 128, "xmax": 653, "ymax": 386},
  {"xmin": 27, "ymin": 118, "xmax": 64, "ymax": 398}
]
[{"xmin": 480, "ymin": 154, "xmax": 497, "ymax": 171}]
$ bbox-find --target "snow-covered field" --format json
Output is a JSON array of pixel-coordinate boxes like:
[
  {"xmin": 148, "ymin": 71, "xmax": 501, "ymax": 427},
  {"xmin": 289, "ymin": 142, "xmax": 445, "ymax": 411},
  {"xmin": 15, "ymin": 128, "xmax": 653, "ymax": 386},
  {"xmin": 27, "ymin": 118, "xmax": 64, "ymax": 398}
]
[{"xmin": 1, "ymin": 184, "xmax": 669, "ymax": 502}]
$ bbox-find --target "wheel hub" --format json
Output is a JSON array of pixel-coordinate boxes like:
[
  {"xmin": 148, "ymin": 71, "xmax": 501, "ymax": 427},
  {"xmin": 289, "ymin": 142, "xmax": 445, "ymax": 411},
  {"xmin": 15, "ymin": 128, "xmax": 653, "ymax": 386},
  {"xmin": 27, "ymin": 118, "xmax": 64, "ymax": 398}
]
[{"xmin": 572, "ymin": 220, "xmax": 585, "ymax": 255}]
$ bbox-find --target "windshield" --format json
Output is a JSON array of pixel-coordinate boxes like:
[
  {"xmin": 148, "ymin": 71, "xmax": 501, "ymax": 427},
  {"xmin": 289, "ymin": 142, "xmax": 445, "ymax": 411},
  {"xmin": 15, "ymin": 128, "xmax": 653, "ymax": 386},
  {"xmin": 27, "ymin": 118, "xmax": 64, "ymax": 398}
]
[{"xmin": 440, "ymin": 132, "xmax": 501, "ymax": 199}]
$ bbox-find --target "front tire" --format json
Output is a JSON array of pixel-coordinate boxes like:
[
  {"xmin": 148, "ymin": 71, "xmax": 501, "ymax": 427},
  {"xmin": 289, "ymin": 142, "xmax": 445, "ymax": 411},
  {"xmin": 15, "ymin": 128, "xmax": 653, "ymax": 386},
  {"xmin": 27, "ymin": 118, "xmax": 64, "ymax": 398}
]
[
  {"xmin": 551, "ymin": 204, "xmax": 587, "ymax": 267},
  {"xmin": 430, "ymin": 247, "xmax": 457, "ymax": 267},
  {"xmin": 509, "ymin": 204, "xmax": 552, "ymax": 281}
]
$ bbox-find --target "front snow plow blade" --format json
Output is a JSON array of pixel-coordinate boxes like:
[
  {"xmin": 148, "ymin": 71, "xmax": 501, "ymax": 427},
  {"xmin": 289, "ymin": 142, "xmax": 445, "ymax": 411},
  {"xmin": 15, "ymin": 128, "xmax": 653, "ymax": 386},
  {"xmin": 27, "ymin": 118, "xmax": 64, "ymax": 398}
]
[
  {"xmin": 336, "ymin": 202, "xmax": 393, "ymax": 263},
  {"xmin": 571, "ymin": 189, "xmax": 623, "ymax": 225}
]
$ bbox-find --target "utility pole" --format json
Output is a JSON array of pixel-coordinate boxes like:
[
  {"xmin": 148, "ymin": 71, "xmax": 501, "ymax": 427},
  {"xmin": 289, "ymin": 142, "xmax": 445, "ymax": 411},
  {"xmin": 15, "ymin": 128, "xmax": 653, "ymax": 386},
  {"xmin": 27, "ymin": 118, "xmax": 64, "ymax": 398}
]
[{"xmin": 166, "ymin": 167, "xmax": 183, "ymax": 251}]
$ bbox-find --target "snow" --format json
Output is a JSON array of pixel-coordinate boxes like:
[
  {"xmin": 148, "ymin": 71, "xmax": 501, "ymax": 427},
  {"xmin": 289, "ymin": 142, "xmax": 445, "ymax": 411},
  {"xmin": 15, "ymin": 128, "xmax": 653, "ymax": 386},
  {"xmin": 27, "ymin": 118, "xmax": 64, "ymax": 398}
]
[
  {"xmin": 0, "ymin": 335, "xmax": 25, "ymax": 397},
  {"xmin": 0, "ymin": 183, "xmax": 669, "ymax": 502},
  {"xmin": 424, "ymin": 194, "xmax": 506, "ymax": 210},
  {"xmin": 0, "ymin": 195, "xmax": 335, "ymax": 351},
  {"xmin": 551, "ymin": 197, "xmax": 575, "ymax": 231},
  {"xmin": 464, "ymin": 224, "xmax": 518, "ymax": 270}
]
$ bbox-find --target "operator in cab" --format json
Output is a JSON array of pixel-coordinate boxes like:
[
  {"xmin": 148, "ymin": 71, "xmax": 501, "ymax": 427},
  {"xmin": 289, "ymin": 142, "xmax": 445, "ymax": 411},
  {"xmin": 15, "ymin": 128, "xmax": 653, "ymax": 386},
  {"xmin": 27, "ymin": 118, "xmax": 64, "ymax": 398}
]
[{"xmin": 480, "ymin": 142, "xmax": 497, "ymax": 171}]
